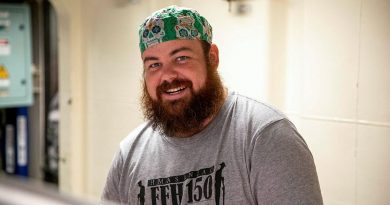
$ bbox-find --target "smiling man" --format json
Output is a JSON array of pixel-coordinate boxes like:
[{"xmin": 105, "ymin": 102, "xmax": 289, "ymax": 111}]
[
  {"xmin": 101, "ymin": 5, "xmax": 323, "ymax": 205},
  {"xmin": 141, "ymin": 39, "xmax": 225, "ymax": 138}
]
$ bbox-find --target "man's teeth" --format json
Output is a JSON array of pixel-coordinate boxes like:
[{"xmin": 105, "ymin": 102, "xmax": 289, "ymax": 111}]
[{"xmin": 166, "ymin": 86, "xmax": 186, "ymax": 94}]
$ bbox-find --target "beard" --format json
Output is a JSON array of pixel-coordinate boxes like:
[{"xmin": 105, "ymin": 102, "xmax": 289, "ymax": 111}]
[{"xmin": 141, "ymin": 66, "xmax": 225, "ymax": 137}]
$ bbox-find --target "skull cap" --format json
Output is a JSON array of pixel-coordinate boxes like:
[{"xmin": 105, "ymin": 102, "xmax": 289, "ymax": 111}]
[{"xmin": 139, "ymin": 5, "xmax": 213, "ymax": 54}]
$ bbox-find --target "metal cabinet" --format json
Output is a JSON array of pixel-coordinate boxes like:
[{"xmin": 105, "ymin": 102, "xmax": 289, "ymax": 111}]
[{"xmin": 0, "ymin": 4, "xmax": 32, "ymax": 108}]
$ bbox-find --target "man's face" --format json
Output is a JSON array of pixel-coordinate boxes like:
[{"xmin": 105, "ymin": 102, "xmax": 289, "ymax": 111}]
[
  {"xmin": 141, "ymin": 40, "xmax": 225, "ymax": 137},
  {"xmin": 142, "ymin": 39, "xmax": 208, "ymax": 103}
]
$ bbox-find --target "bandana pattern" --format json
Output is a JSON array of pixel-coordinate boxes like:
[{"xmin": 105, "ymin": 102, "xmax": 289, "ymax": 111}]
[
  {"xmin": 142, "ymin": 18, "xmax": 166, "ymax": 48},
  {"xmin": 139, "ymin": 5, "xmax": 213, "ymax": 53},
  {"xmin": 175, "ymin": 15, "xmax": 199, "ymax": 39}
]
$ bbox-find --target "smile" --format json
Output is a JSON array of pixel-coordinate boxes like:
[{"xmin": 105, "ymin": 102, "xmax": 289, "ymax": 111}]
[{"xmin": 165, "ymin": 86, "xmax": 187, "ymax": 95}]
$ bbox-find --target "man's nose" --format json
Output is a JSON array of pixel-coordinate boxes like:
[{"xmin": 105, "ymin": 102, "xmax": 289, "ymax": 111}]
[{"xmin": 160, "ymin": 65, "xmax": 178, "ymax": 83}]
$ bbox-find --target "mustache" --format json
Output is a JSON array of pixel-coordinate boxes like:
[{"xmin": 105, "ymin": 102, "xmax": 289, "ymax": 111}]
[{"xmin": 157, "ymin": 79, "xmax": 193, "ymax": 94}]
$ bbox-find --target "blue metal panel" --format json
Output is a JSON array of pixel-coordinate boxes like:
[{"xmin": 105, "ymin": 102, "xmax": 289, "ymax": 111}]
[{"xmin": 0, "ymin": 3, "xmax": 33, "ymax": 108}]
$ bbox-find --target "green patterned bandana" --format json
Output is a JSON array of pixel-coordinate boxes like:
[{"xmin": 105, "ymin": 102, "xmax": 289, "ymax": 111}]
[{"xmin": 139, "ymin": 5, "xmax": 213, "ymax": 54}]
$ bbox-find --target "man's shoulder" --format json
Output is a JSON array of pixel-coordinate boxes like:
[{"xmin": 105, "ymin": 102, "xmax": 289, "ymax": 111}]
[
  {"xmin": 229, "ymin": 91, "xmax": 286, "ymax": 121},
  {"xmin": 118, "ymin": 121, "xmax": 155, "ymax": 154}
]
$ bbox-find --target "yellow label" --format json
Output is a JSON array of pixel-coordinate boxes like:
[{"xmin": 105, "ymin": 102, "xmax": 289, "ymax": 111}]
[{"xmin": 0, "ymin": 65, "xmax": 9, "ymax": 79}]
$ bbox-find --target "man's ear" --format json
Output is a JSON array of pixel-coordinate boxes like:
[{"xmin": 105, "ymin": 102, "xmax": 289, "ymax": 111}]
[{"xmin": 209, "ymin": 44, "xmax": 219, "ymax": 70}]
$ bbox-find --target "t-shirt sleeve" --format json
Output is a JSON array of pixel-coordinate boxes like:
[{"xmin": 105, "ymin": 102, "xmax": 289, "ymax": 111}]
[
  {"xmin": 101, "ymin": 149, "xmax": 124, "ymax": 204},
  {"xmin": 250, "ymin": 119, "xmax": 323, "ymax": 205}
]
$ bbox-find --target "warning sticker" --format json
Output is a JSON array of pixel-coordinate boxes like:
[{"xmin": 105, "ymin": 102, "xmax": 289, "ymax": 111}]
[
  {"xmin": 0, "ymin": 64, "xmax": 10, "ymax": 88},
  {"xmin": 0, "ymin": 38, "xmax": 10, "ymax": 56},
  {"xmin": 0, "ymin": 11, "xmax": 9, "ymax": 18}
]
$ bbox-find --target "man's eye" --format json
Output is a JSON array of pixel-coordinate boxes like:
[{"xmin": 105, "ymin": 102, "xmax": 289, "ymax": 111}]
[
  {"xmin": 148, "ymin": 63, "xmax": 161, "ymax": 69},
  {"xmin": 176, "ymin": 56, "xmax": 189, "ymax": 62}
]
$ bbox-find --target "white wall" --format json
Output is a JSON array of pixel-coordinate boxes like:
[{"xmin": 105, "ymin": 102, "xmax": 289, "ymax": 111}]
[
  {"xmin": 50, "ymin": 0, "xmax": 87, "ymax": 196},
  {"xmin": 285, "ymin": 0, "xmax": 390, "ymax": 204},
  {"xmin": 53, "ymin": 0, "xmax": 390, "ymax": 204}
]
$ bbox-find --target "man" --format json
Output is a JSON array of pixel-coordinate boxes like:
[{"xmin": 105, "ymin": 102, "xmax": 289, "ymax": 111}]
[{"xmin": 102, "ymin": 5, "xmax": 323, "ymax": 205}]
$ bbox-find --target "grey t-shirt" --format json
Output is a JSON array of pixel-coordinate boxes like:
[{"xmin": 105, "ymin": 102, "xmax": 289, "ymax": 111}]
[{"xmin": 101, "ymin": 92, "xmax": 323, "ymax": 205}]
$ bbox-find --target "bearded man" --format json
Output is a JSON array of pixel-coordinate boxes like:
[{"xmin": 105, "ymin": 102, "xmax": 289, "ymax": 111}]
[{"xmin": 102, "ymin": 5, "xmax": 323, "ymax": 205}]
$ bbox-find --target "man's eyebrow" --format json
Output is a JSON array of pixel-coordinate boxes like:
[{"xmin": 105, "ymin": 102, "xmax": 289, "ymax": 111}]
[
  {"xmin": 143, "ymin": 47, "xmax": 193, "ymax": 63},
  {"xmin": 170, "ymin": 47, "xmax": 193, "ymax": 56},
  {"xmin": 143, "ymin": 56, "xmax": 159, "ymax": 64}
]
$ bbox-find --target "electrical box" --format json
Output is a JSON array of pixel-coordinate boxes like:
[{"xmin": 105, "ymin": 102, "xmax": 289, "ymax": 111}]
[{"xmin": 0, "ymin": 4, "xmax": 33, "ymax": 108}]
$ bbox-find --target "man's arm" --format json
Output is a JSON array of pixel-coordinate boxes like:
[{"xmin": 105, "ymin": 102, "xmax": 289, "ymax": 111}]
[{"xmin": 250, "ymin": 119, "xmax": 323, "ymax": 204}]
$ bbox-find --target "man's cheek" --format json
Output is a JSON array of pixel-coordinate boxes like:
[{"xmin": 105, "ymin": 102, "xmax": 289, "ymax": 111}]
[{"xmin": 147, "ymin": 87, "xmax": 158, "ymax": 101}]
